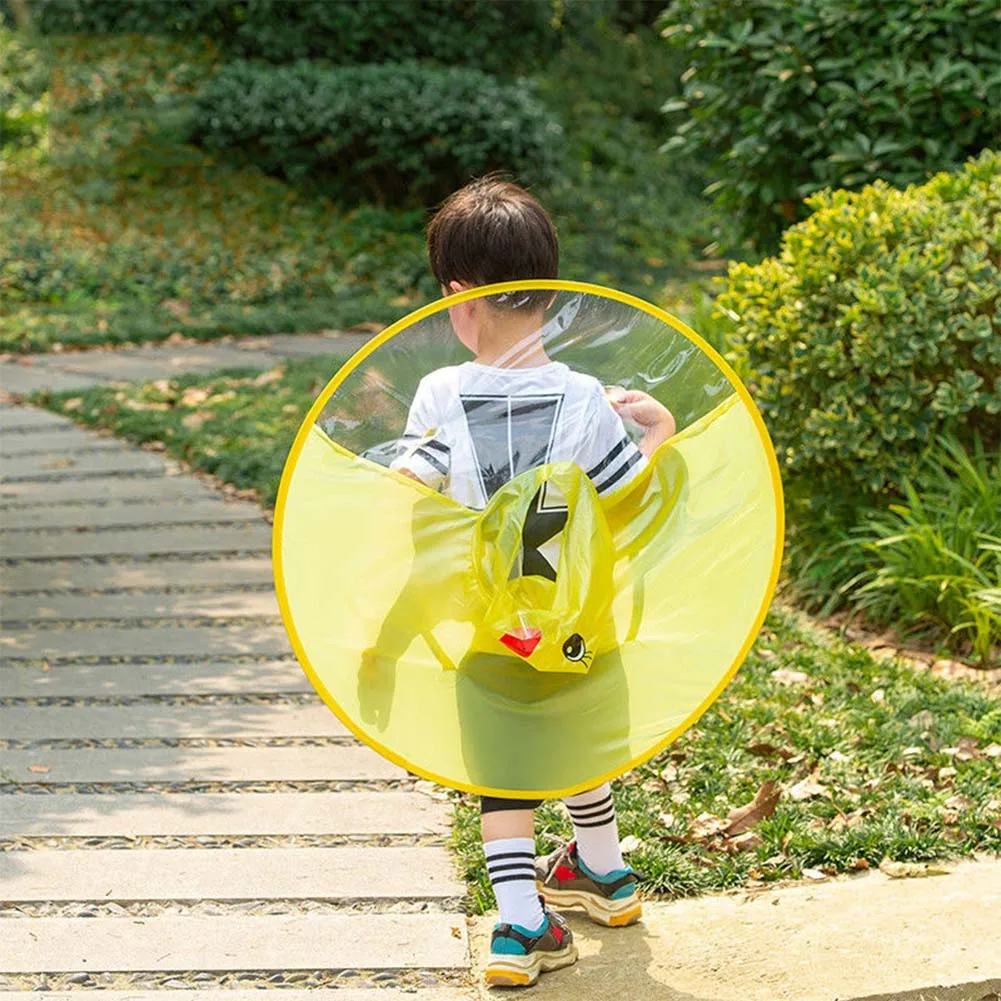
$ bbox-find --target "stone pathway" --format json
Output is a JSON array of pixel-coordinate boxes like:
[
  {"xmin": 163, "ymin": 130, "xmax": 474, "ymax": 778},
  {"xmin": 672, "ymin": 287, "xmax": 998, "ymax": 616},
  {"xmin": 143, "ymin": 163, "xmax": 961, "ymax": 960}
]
[
  {"xmin": 0, "ymin": 397, "xmax": 475, "ymax": 999},
  {"xmin": 0, "ymin": 331, "xmax": 368, "ymax": 395}
]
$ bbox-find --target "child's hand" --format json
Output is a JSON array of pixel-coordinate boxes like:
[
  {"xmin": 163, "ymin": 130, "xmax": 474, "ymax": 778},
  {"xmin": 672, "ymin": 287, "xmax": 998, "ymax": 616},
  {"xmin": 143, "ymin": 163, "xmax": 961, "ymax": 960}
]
[
  {"xmin": 606, "ymin": 386, "xmax": 676, "ymax": 456},
  {"xmin": 358, "ymin": 647, "xmax": 397, "ymax": 731}
]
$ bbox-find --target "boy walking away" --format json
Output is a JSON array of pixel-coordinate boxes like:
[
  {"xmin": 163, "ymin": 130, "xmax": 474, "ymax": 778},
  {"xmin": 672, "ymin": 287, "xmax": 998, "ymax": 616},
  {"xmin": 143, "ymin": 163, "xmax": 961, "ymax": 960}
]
[{"xmin": 392, "ymin": 177, "xmax": 675, "ymax": 986}]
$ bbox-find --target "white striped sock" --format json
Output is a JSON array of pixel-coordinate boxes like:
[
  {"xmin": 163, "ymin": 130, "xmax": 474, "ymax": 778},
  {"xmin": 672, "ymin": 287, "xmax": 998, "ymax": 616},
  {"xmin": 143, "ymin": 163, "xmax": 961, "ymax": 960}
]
[
  {"xmin": 564, "ymin": 782, "xmax": 624, "ymax": 876},
  {"xmin": 484, "ymin": 837, "xmax": 544, "ymax": 931}
]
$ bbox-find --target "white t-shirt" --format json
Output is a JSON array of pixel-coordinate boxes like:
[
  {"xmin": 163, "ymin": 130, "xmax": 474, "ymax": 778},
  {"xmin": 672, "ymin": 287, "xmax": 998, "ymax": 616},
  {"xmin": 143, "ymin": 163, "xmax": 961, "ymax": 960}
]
[{"xmin": 392, "ymin": 361, "xmax": 645, "ymax": 510}]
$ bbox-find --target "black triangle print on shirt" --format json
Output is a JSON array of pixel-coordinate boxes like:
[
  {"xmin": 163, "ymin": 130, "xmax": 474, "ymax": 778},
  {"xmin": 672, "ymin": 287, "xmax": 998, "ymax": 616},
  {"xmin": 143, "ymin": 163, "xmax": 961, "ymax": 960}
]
[
  {"xmin": 460, "ymin": 393, "xmax": 567, "ymax": 582},
  {"xmin": 460, "ymin": 394, "xmax": 565, "ymax": 502}
]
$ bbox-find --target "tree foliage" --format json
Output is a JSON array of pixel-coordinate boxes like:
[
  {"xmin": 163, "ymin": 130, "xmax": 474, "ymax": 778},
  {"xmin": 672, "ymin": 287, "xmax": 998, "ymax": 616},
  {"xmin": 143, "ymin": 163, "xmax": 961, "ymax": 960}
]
[{"xmin": 662, "ymin": 0, "xmax": 1001, "ymax": 248}]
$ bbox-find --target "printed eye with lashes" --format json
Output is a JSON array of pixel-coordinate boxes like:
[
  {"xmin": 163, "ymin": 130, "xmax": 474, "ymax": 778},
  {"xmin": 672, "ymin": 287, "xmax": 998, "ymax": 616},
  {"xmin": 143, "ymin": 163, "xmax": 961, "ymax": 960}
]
[{"xmin": 562, "ymin": 633, "xmax": 589, "ymax": 662}]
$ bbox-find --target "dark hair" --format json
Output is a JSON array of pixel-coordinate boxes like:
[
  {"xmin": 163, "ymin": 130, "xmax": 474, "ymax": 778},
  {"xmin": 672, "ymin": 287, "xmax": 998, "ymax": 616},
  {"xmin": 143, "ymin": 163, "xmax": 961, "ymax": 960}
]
[{"xmin": 427, "ymin": 176, "xmax": 559, "ymax": 310}]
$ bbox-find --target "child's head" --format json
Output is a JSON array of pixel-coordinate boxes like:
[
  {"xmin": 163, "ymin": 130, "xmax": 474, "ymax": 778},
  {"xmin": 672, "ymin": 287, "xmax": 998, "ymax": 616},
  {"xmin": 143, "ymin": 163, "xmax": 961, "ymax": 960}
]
[{"xmin": 427, "ymin": 177, "xmax": 558, "ymax": 359}]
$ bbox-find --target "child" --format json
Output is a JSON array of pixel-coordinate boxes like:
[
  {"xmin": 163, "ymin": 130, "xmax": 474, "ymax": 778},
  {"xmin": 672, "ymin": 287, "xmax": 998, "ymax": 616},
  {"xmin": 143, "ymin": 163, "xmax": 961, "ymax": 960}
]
[{"xmin": 389, "ymin": 177, "xmax": 674, "ymax": 986}]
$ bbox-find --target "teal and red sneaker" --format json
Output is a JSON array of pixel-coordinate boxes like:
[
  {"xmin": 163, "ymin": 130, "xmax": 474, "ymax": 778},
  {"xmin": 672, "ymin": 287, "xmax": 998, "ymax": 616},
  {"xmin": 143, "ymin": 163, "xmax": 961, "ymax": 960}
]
[
  {"xmin": 484, "ymin": 904, "xmax": 578, "ymax": 987},
  {"xmin": 535, "ymin": 841, "xmax": 641, "ymax": 927}
]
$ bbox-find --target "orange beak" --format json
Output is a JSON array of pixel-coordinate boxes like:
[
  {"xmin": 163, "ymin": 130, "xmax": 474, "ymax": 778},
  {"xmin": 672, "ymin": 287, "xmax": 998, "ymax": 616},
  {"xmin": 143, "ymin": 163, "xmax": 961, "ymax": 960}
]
[{"xmin": 499, "ymin": 628, "xmax": 542, "ymax": 658}]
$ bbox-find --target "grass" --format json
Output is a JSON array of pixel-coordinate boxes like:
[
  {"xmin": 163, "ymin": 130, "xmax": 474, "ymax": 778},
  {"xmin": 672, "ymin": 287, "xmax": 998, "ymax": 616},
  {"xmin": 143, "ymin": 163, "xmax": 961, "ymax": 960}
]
[
  {"xmin": 35, "ymin": 367, "xmax": 1001, "ymax": 915},
  {"xmin": 2, "ymin": 23, "xmax": 730, "ymax": 354},
  {"xmin": 784, "ymin": 437, "xmax": 1001, "ymax": 666}
]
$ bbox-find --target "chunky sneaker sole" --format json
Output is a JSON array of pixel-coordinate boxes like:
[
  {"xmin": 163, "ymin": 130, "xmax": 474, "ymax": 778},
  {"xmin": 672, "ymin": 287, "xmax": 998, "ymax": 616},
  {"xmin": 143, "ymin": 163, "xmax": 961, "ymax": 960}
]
[
  {"xmin": 535, "ymin": 841, "xmax": 642, "ymax": 928},
  {"xmin": 484, "ymin": 941, "xmax": 579, "ymax": 987},
  {"xmin": 485, "ymin": 905, "xmax": 577, "ymax": 987},
  {"xmin": 535, "ymin": 883, "xmax": 642, "ymax": 927}
]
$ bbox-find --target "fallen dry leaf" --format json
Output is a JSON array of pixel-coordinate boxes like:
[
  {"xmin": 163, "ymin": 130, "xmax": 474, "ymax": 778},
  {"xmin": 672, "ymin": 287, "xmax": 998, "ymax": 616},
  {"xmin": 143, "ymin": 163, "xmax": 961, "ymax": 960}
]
[
  {"xmin": 641, "ymin": 779, "xmax": 665, "ymax": 793},
  {"xmin": 955, "ymin": 737, "xmax": 979, "ymax": 762},
  {"xmin": 801, "ymin": 867, "xmax": 827, "ymax": 881},
  {"xmin": 943, "ymin": 795, "xmax": 974, "ymax": 812},
  {"xmin": 908, "ymin": 709, "xmax": 935, "ymax": 730},
  {"xmin": 659, "ymin": 763, "xmax": 679, "ymax": 783},
  {"xmin": 984, "ymin": 744, "xmax": 1001, "ymax": 759},
  {"xmin": 787, "ymin": 773, "xmax": 830, "ymax": 802},
  {"xmin": 828, "ymin": 810, "xmax": 865, "ymax": 833},
  {"xmin": 657, "ymin": 811, "xmax": 676, "ymax": 828},
  {"xmin": 253, "ymin": 367, "xmax": 286, "ymax": 387},
  {"xmin": 688, "ymin": 813, "xmax": 728, "ymax": 841},
  {"xmin": 879, "ymin": 858, "xmax": 950, "ymax": 879},
  {"xmin": 729, "ymin": 831, "xmax": 763, "ymax": 852},
  {"xmin": 180, "ymin": 387, "xmax": 210, "ymax": 407},
  {"xmin": 724, "ymin": 780, "xmax": 781, "ymax": 836},
  {"xmin": 771, "ymin": 668, "xmax": 810, "ymax": 686},
  {"xmin": 746, "ymin": 742, "xmax": 794, "ymax": 760},
  {"xmin": 450, "ymin": 925, "xmax": 462, "ymax": 939},
  {"xmin": 871, "ymin": 688, "xmax": 886, "ymax": 703},
  {"xmin": 849, "ymin": 858, "xmax": 871, "ymax": 871},
  {"xmin": 28, "ymin": 765, "xmax": 49, "ymax": 774},
  {"xmin": 619, "ymin": 835, "xmax": 644, "ymax": 853},
  {"xmin": 181, "ymin": 413, "xmax": 206, "ymax": 430},
  {"xmin": 62, "ymin": 397, "xmax": 83, "ymax": 411}
]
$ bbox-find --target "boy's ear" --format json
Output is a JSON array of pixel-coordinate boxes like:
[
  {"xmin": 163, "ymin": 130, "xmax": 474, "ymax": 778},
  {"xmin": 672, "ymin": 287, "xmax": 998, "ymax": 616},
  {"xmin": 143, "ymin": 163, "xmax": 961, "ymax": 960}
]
[{"xmin": 446, "ymin": 280, "xmax": 471, "ymax": 296}]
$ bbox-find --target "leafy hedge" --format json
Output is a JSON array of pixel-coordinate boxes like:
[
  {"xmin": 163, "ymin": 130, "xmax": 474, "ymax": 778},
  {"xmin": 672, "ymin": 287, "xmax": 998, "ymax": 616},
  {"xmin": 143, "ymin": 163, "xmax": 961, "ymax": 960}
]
[
  {"xmin": 26, "ymin": 0, "xmax": 563, "ymax": 72},
  {"xmin": 662, "ymin": 0, "xmax": 1001, "ymax": 248},
  {"xmin": 718, "ymin": 150, "xmax": 1001, "ymax": 503},
  {"xmin": 188, "ymin": 60, "xmax": 563, "ymax": 203}
]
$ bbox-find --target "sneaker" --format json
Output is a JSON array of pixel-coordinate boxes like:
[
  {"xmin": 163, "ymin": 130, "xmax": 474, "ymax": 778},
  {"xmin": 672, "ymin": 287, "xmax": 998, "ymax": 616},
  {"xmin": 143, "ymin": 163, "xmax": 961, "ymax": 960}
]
[
  {"xmin": 535, "ymin": 841, "xmax": 641, "ymax": 927},
  {"xmin": 484, "ymin": 904, "xmax": 578, "ymax": 987}
]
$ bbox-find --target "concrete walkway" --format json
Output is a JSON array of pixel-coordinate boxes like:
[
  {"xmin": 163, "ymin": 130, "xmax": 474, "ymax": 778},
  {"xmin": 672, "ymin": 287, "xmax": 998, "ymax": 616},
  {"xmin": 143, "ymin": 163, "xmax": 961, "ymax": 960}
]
[
  {"xmin": 3, "ymin": 339, "xmax": 1001, "ymax": 1001},
  {"xmin": 0, "ymin": 399, "xmax": 474, "ymax": 998},
  {"xmin": 0, "ymin": 331, "xmax": 368, "ymax": 395}
]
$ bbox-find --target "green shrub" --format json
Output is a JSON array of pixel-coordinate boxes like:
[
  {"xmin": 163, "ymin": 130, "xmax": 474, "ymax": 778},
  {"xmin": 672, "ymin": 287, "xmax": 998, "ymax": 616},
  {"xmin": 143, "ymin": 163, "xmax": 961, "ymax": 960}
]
[
  {"xmin": 661, "ymin": 0, "xmax": 1001, "ymax": 248},
  {"xmin": 0, "ymin": 27, "xmax": 49, "ymax": 153},
  {"xmin": 788, "ymin": 437, "xmax": 1000, "ymax": 664},
  {"xmin": 718, "ymin": 150, "xmax": 1001, "ymax": 504},
  {"xmin": 27, "ymin": 0, "xmax": 562, "ymax": 73},
  {"xmin": 189, "ymin": 60, "xmax": 563, "ymax": 204}
]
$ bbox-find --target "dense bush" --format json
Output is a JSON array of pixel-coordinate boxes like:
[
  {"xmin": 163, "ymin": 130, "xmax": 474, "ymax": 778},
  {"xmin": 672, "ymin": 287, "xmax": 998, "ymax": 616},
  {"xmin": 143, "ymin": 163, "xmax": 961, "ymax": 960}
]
[
  {"xmin": 0, "ymin": 27, "xmax": 48, "ymax": 152},
  {"xmin": 189, "ymin": 60, "xmax": 563, "ymax": 204},
  {"xmin": 661, "ymin": 0, "xmax": 1001, "ymax": 247},
  {"xmin": 26, "ymin": 0, "xmax": 563, "ymax": 72},
  {"xmin": 718, "ymin": 150, "xmax": 1001, "ymax": 504}
]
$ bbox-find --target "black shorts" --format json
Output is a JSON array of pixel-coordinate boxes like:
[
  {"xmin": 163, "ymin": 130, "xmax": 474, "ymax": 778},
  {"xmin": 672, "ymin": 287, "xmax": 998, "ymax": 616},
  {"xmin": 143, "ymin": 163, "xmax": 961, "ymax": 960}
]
[{"xmin": 481, "ymin": 796, "xmax": 543, "ymax": 813}]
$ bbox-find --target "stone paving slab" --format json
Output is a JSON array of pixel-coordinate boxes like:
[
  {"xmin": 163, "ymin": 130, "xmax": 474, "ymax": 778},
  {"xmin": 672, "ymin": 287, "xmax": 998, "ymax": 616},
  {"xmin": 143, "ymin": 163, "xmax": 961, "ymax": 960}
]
[
  {"xmin": 0, "ymin": 659, "xmax": 311, "ymax": 698},
  {"xmin": 0, "ymin": 913, "xmax": 469, "ymax": 972},
  {"xmin": 2, "ymin": 589, "xmax": 279, "ymax": 623},
  {"xmin": 0, "ymin": 407, "xmax": 74, "ymax": 432},
  {"xmin": 0, "ymin": 994, "xmax": 474, "ymax": 1001},
  {"xmin": 1, "ymin": 556, "xmax": 274, "ymax": 593},
  {"xmin": 0, "ymin": 846, "xmax": 463, "ymax": 901},
  {"xmin": 1, "ymin": 524, "xmax": 271, "ymax": 560},
  {"xmin": 470, "ymin": 858, "xmax": 1001, "ymax": 1001},
  {"xmin": 2, "ymin": 499, "xmax": 264, "ymax": 530},
  {"xmin": 2, "ymin": 450, "xmax": 164, "ymax": 482},
  {"xmin": 34, "ymin": 345, "xmax": 286, "ymax": 379},
  {"xmin": 1, "ymin": 430, "xmax": 122, "ymax": 456},
  {"xmin": 0, "ymin": 702, "xmax": 346, "ymax": 739},
  {"xmin": 241, "ymin": 331, "xmax": 363, "ymax": 358},
  {"xmin": 1, "ymin": 623, "xmax": 290, "ymax": 660},
  {"xmin": 0, "ymin": 745, "xmax": 402, "ymax": 783},
  {"xmin": 0, "ymin": 791, "xmax": 449, "ymax": 838},
  {"xmin": 0, "ymin": 475, "xmax": 211, "ymax": 506},
  {"xmin": 0, "ymin": 363, "xmax": 107, "ymax": 395}
]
